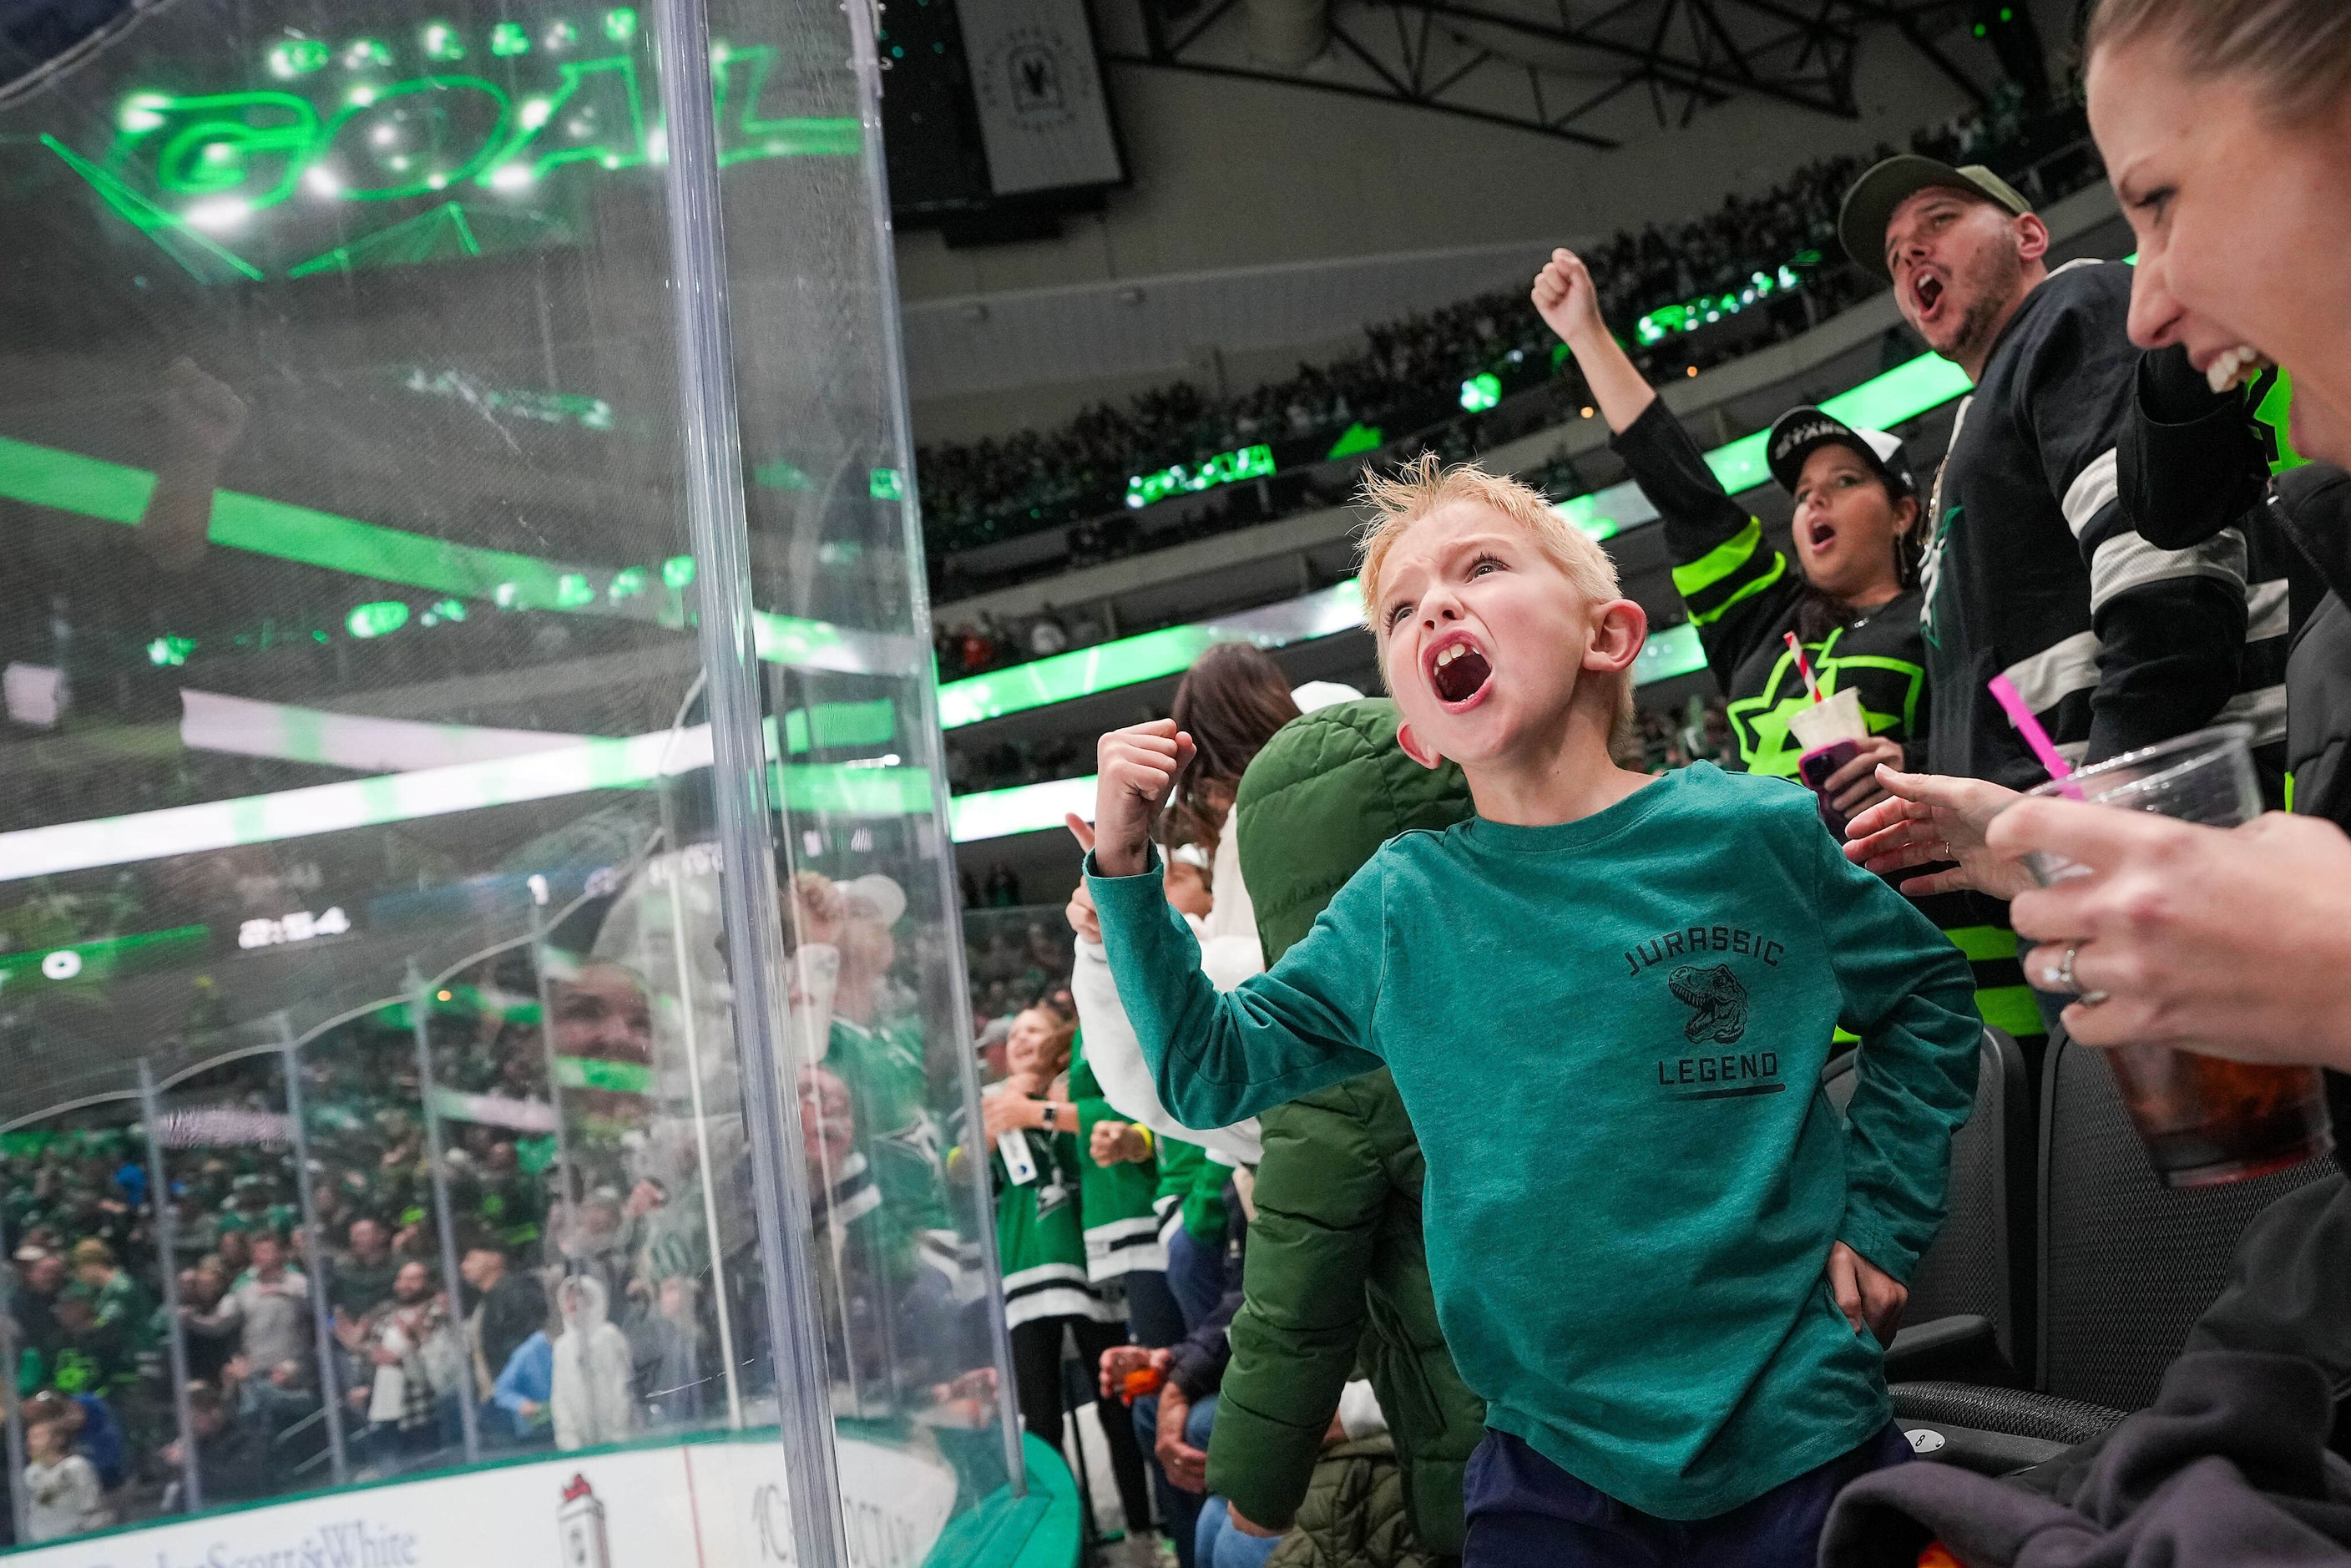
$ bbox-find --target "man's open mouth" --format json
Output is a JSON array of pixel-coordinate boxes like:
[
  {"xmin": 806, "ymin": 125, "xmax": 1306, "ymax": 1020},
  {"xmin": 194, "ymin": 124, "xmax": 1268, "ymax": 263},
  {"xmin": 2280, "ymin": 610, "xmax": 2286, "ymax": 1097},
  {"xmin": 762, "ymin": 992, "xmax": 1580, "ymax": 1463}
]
[
  {"xmin": 1912, "ymin": 271, "xmax": 1944, "ymax": 317},
  {"xmin": 1429, "ymin": 636, "xmax": 1492, "ymax": 706}
]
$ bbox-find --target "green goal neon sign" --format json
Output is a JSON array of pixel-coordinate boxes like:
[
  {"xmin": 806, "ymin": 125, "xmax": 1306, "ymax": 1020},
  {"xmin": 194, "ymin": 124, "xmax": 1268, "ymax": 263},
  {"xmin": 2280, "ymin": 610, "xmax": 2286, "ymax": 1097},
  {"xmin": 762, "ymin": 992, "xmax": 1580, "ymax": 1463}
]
[{"xmin": 55, "ymin": 20, "xmax": 859, "ymax": 281}]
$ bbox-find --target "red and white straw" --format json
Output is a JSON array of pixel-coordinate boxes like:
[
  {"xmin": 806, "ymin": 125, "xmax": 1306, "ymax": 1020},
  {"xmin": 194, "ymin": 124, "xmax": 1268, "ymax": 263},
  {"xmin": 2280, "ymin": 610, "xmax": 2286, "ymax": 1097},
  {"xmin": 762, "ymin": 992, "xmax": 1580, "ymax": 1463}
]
[{"xmin": 1783, "ymin": 632, "xmax": 1822, "ymax": 704}]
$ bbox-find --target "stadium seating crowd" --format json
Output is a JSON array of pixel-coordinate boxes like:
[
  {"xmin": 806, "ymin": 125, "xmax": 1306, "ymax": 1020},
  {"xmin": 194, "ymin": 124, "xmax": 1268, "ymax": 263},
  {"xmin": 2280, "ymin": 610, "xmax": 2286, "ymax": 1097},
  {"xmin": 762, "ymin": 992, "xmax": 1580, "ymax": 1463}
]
[{"xmin": 918, "ymin": 91, "xmax": 2097, "ymax": 632}]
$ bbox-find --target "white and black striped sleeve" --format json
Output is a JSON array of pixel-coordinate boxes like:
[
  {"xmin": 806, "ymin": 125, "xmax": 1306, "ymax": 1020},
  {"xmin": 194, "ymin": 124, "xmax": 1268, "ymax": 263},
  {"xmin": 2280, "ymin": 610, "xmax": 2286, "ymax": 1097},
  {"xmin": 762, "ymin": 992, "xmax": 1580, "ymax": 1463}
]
[{"xmin": 2020, "ymin": 296, "xmax": 2247, "ymax": 764}]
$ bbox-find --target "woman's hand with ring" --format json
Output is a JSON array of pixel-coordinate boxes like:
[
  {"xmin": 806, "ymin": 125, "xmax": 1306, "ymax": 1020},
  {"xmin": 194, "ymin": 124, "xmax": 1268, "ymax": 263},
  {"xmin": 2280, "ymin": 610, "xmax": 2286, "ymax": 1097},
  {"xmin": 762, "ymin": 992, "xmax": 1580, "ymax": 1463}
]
[
  {"xmin": 1990, "ymin": 801, "xmax": 2351, "ymax": 1067},
  {"xmin": 2042, "ymin": 943, "xmax": 2108, "ymax": 1006}
]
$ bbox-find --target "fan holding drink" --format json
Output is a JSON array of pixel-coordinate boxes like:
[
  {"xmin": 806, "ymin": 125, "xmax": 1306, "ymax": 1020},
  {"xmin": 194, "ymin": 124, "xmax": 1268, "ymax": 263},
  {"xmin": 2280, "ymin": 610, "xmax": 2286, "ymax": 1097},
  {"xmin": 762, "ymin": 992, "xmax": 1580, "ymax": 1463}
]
[{"xmin": 1846, "ymin": 687, "xmax": 2335, "ymax": 1186}]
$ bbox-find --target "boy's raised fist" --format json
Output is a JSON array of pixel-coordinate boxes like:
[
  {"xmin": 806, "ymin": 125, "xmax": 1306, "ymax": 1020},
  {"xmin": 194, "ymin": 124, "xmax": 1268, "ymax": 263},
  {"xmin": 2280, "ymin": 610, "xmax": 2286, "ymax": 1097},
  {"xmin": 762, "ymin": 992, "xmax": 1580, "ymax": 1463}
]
[
  {"xmin": 1531, "ymin": 248, "xmax": 1605, "ymax": 346},
  {"xmin": 1093, "ymin": 720, "xmax": 1194, "ymax": 878}
]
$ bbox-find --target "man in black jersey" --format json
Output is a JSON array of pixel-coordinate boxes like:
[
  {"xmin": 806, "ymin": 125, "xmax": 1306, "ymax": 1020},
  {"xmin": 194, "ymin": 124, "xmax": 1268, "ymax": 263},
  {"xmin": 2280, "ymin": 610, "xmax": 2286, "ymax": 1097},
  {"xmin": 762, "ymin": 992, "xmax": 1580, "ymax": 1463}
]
[
  {"xmin": 1836, "ymin": 157, "xmax": 2260, "ymax": 790},
  {"xmin": 1536, "ymin": 245, "xmax": 2051, "ymax": 1050}
]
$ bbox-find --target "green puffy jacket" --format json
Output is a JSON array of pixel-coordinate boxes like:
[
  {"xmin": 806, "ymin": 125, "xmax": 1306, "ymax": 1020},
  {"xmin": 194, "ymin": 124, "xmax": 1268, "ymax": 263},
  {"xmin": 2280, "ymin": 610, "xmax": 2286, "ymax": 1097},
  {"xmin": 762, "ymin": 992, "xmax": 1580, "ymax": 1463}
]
[
  {"xmin": 1267, "ymin": 1435, "xmax": 1445, "ymax": 1568},
  {"xmin": 1206, "ymin": 699, "xmax": 1487, "ymax": 1556}
]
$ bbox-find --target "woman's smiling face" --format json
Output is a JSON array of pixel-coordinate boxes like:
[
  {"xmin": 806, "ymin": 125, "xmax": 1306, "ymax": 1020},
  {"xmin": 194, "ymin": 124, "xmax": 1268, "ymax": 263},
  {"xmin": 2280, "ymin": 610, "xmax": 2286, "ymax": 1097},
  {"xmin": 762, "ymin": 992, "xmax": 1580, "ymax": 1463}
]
[
  {"xmin": 2089, "ymin": 35, "xmax": 2351, "ymax": 465},
  {"xmin": 1004, "ymin": 1008, "xmax": 1064, "ymax": 1078}
]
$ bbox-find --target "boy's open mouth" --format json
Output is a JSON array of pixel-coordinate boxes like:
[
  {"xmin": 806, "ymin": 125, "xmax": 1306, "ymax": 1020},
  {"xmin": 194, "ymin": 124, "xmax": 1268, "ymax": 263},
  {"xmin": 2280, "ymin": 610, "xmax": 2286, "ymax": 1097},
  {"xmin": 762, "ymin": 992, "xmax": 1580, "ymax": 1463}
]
[{"xmin": 1428, "ymin": 634, "xmax": 1492, "ymax": 706}]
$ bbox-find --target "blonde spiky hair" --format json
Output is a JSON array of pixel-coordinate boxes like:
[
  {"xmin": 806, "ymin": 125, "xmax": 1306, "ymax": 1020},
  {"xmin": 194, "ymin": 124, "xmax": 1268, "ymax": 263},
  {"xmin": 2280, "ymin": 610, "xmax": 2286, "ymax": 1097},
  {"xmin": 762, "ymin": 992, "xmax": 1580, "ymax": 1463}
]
[
  {"xmin": 1356, "ymin": 453, "xmax": 1623, "ymax": 633},
  {"xmin": 1354, "ymin": 453, "xmax": 1641, "ymax": 757}
]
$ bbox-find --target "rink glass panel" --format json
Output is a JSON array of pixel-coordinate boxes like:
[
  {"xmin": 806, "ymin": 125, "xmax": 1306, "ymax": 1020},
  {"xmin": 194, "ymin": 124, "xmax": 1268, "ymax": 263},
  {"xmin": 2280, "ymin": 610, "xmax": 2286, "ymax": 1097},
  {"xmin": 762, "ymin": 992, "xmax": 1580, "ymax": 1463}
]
[{"xmin": 0, "ymin": 0, "xmax": 1008, "ymax": 1553}]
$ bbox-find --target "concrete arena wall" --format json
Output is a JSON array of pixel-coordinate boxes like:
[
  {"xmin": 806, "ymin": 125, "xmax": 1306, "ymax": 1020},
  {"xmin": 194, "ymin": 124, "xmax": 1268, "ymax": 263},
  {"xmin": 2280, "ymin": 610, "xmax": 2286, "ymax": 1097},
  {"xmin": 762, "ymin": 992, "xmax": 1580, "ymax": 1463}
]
[
  {"xmin": 892, "ymin": 33, "xmax": 1974, "ymax": 306},
  {"xmin": 887, "ymin": 1, "xmax": 2078, "ymax": 443}
]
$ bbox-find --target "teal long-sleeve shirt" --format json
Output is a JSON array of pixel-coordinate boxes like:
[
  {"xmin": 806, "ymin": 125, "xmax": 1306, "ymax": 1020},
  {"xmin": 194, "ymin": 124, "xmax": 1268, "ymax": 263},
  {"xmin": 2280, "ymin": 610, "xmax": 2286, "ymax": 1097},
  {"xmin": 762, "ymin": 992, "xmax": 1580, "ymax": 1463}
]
[{"xmin": 1085, "ymin": 763, "xmax": 1979, "ymax": 1519}]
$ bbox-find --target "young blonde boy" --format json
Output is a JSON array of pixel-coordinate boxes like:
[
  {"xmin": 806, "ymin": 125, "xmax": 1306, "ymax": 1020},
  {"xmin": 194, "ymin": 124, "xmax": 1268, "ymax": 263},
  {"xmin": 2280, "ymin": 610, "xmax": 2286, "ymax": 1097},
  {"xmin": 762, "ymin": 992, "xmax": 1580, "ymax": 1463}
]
[{"xmin": 1083, "ymin": 457, "xmax": 1981, "ymax": 1568}]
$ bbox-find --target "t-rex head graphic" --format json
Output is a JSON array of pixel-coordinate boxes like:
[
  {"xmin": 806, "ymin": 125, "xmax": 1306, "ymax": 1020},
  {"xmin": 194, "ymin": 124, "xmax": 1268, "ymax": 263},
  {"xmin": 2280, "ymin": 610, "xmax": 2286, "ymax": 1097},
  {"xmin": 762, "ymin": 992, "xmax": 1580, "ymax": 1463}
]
[{"xmin": 1668, "ymin": 964, "xmax": 1749, "ymax": 1045}]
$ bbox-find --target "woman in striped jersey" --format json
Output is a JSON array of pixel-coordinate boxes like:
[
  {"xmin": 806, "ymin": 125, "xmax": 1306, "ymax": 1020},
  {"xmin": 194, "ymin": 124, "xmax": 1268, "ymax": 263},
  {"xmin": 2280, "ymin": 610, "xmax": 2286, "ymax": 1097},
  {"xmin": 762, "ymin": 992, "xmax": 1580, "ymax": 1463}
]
[
  {"xmin": 979, "ymin": 1004, "xmax": 1154, "ymax": 1530},
  {"xmin": 1534, "ymin": 246, "xmax": 2045, "ymax": 1050}
]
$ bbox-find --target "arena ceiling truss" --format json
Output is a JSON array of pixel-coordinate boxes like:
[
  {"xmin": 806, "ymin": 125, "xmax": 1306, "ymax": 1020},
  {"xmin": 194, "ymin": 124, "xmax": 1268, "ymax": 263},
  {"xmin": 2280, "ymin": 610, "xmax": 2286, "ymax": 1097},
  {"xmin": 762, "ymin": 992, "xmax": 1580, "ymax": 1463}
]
[{"xmin": 1093, "ymin": 0, "xmax": 2007, "ymax": 148}]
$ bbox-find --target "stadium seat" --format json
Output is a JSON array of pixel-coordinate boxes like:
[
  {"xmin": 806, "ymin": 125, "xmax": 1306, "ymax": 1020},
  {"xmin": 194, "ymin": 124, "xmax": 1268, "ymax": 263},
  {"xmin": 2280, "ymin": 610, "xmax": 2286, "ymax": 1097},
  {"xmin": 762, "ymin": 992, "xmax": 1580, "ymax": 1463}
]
[
  {"xmin": 2032, "ymin": 1028, "xmax": 2334, "ymax": 1410},
  {"xmin": 1821, "ymin": 1028, "xmax": 2035, "ymax": 1388},
  {"xmin": 1883, "ymin": 1028, "xmax": 2336, "ymax": 1476}
]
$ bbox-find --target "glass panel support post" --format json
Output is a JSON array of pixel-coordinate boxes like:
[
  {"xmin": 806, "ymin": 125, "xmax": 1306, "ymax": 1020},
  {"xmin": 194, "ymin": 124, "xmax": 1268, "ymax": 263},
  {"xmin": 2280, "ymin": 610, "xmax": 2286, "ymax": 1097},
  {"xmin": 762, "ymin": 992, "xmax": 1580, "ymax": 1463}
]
[
  {"xmin": 650, "ymin": 0, "xmax": 851, "ymax": 1555},
  {"xmin": 840, "ymin": 0, "xmax": 1026, "ymax": 1489},
  {"xmin": 528, "ymin": 908, "xmax": 577, "ymax": 1215},
  {"xmin": 281, "ymin": 1026, "xmax": 351, "ymax": 1484},
  {"xmin": 408, "ymin": 966, "xmax": 483, "ymax": 1464},
  {"xmin": 655, "ymin": 787, "xmax": 744, "ymax": 1428},
  {"xmin": 1, "ymin": 1210, "xmax": 29, "ymax": 1539},
  {"xmin": 139, "ymin": 1059, "xmax": 204, "ymax": 1512}
]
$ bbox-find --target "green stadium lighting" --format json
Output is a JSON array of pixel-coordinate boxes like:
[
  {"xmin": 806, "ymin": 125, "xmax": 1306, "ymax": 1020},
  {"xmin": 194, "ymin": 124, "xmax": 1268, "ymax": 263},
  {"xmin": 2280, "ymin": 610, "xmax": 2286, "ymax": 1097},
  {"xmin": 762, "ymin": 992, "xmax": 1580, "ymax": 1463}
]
[
  {"xmin": 1551, "ymin": 493, "xmax": 1620, "ymax": 543},
  {"xmin": 0, "ymin": 716, "xmax": 933, "ymax": 882},
  {"xmin": 0, "ymin": 433, "xmax": 914, "ymax": 675},
  {"xmin": 1459, "ymin": 373, "xmax": 1501, "ymax": 412},
  {"xmin": 0, "ymin": 925, "xmax": 210, "ymax": 985},
  {"xmin": 935, "ymin": 336, "xmax": 1984, "ymax": 735},
  {"xmin": 950, "ymin": 774, "xmax": 1095, "ymax": 844},
  {"xmin": 943, "ymin": 623, "xmax": 1713, "ymax": 842},
  {"xmin": 266, "ymin": 38, "xmax": 330, "ymax": 78},
  {"xmin": 346, "ymin": 600, "xmax": 411, "ymax": 639},
  {"xmin": 1635, "ymin": 258, "xmax": 1811, "ymax": 347},
  {"xmin": 938, "ymin": 581, "xmax": 1364, "ymax": 730},
  {"xmin": 1125, "ymin": 443, "xmax": 1275, "ymax": 510}
]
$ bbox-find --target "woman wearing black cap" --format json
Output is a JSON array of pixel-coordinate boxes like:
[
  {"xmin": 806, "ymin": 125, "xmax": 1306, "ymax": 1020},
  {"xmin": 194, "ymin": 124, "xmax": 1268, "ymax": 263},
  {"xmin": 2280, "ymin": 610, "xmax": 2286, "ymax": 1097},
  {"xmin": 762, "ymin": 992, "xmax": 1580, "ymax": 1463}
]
[
  {"xmin": 1537, "ymin": 250, "xmax": 2047, "ymax": 1050},
  {"xmin": 1534, "ymin": 248, "xmax": 1925, "ymax": 821}
]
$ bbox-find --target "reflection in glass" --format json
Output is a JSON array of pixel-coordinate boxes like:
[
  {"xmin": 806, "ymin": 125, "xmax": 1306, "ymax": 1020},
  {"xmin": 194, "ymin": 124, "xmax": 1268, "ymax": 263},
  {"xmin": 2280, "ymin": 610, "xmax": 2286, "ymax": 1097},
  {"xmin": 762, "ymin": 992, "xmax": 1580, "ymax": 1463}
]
[{"xmin": 0, "ymin": 0, "xmax": 1013, "ymax": 1540}]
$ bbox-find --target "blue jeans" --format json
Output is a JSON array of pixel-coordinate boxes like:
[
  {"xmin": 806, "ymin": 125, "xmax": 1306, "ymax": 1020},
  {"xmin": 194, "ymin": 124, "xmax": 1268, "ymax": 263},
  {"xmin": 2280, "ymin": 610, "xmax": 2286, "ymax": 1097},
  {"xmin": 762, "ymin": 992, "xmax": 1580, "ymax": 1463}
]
[
  {"xmin": 1133, "ymin": 1391, "xmax": 1218, "ymax": 1568},
  {"xmin": 1196, "ymin": 1497, "xmax": 1284, "ymax": 1568},
  {"xmin": 1462, "ymin": 1423, "xmax": 1913, "ymax": 1568}
]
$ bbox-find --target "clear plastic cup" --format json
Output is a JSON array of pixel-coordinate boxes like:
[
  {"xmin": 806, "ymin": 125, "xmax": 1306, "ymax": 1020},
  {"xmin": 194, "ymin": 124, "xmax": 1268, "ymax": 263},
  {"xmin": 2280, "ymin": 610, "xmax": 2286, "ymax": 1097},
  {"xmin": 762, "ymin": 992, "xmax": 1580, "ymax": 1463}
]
[
  {"xmin": 2017, "ymin": 723, "xmax": 2333, "ymax": 1186},
  {"xmin": 1789, "ymin": 687, "xmax": 1870, "ymax": 837}
]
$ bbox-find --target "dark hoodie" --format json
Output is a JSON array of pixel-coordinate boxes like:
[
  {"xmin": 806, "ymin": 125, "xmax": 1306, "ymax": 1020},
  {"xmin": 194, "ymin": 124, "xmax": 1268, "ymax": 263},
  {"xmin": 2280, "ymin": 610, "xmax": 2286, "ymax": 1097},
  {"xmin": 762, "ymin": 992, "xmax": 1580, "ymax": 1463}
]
[{"xmin": 1821, "ymin": 1350, "xmax": 2351, "ymax": 1567}]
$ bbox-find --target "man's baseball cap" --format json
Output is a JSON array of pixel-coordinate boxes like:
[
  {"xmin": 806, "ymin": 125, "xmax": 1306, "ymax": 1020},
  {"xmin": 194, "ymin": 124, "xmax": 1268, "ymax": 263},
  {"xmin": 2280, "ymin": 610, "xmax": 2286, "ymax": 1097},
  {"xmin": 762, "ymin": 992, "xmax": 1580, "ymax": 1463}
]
[
  {"xmin": 1838, "ymin": 154, "xmax": 2033, "ymax": 281},
  {"xmin": 1766, "ymin": 407, "xmax": 1917, "ymax": 499}
]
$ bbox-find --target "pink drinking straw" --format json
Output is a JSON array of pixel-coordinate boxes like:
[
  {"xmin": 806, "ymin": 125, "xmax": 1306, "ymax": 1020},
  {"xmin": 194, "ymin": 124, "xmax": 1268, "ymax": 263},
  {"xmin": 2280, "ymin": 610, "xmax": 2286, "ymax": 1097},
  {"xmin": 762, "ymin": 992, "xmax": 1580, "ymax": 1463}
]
[
  {"xmin": 1986, "ymin": 674, "xmax": 2085, "ymax": 797},
  {"xmin": 1782, "ymin": 632, "xmax": 1822, "ymax": 703}
]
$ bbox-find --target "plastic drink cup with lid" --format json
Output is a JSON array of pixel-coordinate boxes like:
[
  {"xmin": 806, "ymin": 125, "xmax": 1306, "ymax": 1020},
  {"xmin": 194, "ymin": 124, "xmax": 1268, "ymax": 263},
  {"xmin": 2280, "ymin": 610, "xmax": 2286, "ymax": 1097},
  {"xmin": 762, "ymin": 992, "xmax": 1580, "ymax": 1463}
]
[{"xmin": 1787, "ymin": 686, "xmax": 1871, "ymax": 837}]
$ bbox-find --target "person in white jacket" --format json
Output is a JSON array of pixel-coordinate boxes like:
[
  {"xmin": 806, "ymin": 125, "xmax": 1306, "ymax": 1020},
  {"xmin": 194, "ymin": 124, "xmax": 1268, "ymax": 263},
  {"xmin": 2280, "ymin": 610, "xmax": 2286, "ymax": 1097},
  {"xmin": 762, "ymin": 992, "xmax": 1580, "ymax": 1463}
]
[
  {"xmin": 22, "ymin": 1394, "xmax": 107, "ymax": 1543},
  {"xmin": 1063, "ymin": 658, "xmax": 1363, "ymax": 1166},
  {"xmin": 1068, "ymin": 821, "xmax": 1265, "ymax": 1165},
  {"xmin": 550, "ymin": 1272, "xmax": 635, "ymax": 1451}
]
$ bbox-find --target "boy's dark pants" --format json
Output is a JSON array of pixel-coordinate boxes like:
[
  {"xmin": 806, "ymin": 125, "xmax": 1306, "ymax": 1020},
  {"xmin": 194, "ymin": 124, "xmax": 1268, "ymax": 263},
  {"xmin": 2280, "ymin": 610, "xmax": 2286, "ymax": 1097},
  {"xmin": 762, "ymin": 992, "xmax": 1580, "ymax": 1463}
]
[{"xmin": 1463, "ymin": 1422, "xmax": 1914, "ymax": 1568}]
